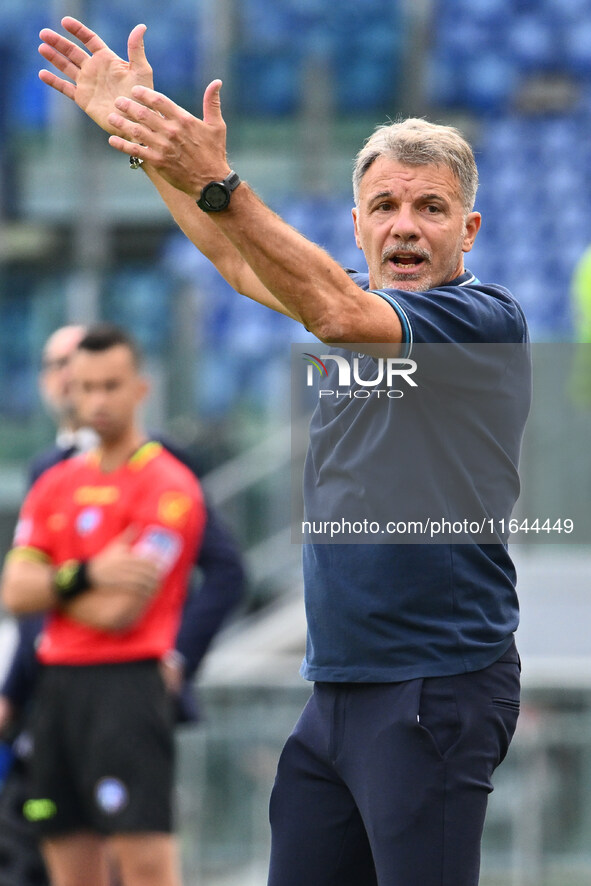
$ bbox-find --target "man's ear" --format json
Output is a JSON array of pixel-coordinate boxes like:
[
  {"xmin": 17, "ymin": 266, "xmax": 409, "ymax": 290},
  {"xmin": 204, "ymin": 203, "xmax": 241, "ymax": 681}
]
[
  {"xmin": 462, "ymin": 211, "xmax": 482, "ymax": 254},
  {"xmin": 352, "ymin": 206, "xmax": 363, "ymax": 250},
  {"xmin": 137, "ymin": 375, "xmax": 150, "ymax": 403}
]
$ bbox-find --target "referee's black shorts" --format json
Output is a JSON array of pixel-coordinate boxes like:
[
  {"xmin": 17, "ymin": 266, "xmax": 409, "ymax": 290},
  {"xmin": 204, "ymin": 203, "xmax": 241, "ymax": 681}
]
[{"xmin": 26, "ymin": 660, "xmax": 175, "ymax": 837}]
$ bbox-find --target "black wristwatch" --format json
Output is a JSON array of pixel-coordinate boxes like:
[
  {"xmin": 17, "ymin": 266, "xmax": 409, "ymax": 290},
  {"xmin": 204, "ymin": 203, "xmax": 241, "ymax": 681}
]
[
  {"xmin": 197, "ymin": 171, "xmax": 241, "ymax": 212},
  {"xmin": 53, "ymin": 559, "xmax": 92, "ymax": 602}
]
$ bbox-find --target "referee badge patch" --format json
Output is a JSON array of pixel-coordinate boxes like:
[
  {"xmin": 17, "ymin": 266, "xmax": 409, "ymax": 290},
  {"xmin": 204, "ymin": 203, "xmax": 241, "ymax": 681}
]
[
  {"xmin": 133, "ymin": 526, "xmax": 182, "ymax": 574},
  {"xmin": 157, "ymin": 491, "xmax": 193, "ymax": 527},
  {"xmin": 13, "ymin": 517, "xmax": 32, "ymax": 546},
  {"xmin": 94, "ymin": 777, "xmax": 129, "ymax": 815}
]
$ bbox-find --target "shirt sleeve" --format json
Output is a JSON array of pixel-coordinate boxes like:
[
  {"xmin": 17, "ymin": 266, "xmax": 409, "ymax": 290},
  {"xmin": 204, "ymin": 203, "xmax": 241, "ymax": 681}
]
[
  {"xmin": 345, "ymin": 267, "xmax": 528, "ymax": 346},
  {"xmin": 371, "ymin": 284, "xmax": 529, "ymax": 345},
  {"xmin": 131, "ymin": 468, "xmax": 205, "ymax": 579},
  {"xmin": 9, "ymin": 470, "xmax": 60, "ymax": 561}
]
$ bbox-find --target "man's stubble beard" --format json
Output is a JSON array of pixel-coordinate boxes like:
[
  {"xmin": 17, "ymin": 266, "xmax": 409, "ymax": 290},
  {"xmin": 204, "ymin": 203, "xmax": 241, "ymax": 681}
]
[{"xmin": 378, "ymin": 237, "xmax": 465, "ymax": 293}]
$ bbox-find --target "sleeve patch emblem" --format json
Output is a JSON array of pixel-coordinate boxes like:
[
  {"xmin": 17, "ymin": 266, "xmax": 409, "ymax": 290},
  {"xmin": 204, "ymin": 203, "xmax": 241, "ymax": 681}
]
[
  {"xmin": 133, "ymin": 526, "xmax": 182, "ymax": 574},
  {"xmin": 157, "ymin": 492, "xmax": 193, "ymax": 528},
  {"xmin": 13, "ymin": 518, "xmax": 33, "ymax": 546}
]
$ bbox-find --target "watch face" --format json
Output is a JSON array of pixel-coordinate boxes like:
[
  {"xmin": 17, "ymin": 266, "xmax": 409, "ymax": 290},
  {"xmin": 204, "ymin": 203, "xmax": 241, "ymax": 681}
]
[{"xmin": 204, "ymin": 183, "xmax": 229, "ymax": 211}]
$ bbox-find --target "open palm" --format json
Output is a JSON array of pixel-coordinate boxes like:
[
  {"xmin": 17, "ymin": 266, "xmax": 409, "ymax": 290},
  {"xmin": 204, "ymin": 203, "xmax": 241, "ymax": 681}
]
[{"xmin": 39, "ymin": 17, "xmax": 154, "ymax": 135}]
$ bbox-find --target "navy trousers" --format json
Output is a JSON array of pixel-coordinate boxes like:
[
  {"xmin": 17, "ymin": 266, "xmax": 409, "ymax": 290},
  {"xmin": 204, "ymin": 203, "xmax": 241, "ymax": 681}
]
[{"xmin": 268, "ymin": 644, "xmax": 520, "ymax": 886}]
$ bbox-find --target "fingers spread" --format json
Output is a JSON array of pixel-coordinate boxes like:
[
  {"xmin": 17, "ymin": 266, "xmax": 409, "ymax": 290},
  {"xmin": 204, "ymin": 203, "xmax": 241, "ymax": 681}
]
[
  {"xmin": 130, "ymin": 84, "xmax": 176, "ymax": 118},
  {"xmin": 108, "ymin": 134, "xmax": 148, "ymax": 159},
  {"xmin": 38, "ymin": 69, "xmax": 76, "ymax": 101},
  {"xmin": 61, "ymin": 16, "xmax": 107, "ymax": 54},
  {"xmin": 108, "ymin": 102, "xmax": 161, "ymax": 151},
  {"xmin": 108, "ymin": 95, "xmax": 177, "ymax": 162},
  {"xmin": 39, "ymin": 30, "xmax": 89, "ymax": 69},
  {"xmin": 113, "ymin": 95, "xmax": 160, "ymax": 128},
  {"xmin": 38, "ymin": 43, "xmax": 81, "ymax": 81}
]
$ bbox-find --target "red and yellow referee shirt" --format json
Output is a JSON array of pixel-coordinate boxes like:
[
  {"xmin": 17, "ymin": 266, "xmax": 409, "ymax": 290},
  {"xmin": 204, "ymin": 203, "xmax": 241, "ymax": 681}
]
[{"xmin": 9, "ymin": 442, "xmax": 206, "ymax": 665}]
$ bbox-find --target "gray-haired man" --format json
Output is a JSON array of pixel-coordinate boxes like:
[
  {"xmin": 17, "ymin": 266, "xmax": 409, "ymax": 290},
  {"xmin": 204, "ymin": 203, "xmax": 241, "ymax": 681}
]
[{"xmin": 37, "ymin": 18, "xmax": 529, "ymax": 885}]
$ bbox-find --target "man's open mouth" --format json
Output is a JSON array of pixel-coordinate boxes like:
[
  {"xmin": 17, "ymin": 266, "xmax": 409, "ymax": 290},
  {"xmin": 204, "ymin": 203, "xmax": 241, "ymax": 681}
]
[{"xmin": 387, "ymin": 251, "xmax": 427, "ymax": 270}]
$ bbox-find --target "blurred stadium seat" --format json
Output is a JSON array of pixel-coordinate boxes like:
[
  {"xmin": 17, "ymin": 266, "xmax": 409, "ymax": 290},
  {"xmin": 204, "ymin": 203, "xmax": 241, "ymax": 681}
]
[
  {"xmin": 470, "ymin": 110, "xmax": 591, "ymax": 337},
  {"xmin": 232, "ymin": 0, "xmax": 401, "ymax": 115},
  {"xmin": 430, "ymin": 0, "xmax": 591, "ymax": 111},
  {"xmin": 425, "ymin": 0, "xmax": 591, "ymax": 336}
]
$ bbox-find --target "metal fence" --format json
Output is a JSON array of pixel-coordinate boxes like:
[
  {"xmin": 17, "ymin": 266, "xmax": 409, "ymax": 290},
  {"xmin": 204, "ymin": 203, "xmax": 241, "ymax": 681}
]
[{"xmin": 175, "ymin": 683, "xmax": 591, "ymax": 886}]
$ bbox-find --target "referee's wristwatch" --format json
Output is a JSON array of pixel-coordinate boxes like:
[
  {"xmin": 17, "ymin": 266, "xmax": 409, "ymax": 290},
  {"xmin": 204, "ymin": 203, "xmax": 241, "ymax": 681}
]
[{"xmin": 197, "ymin": 171, "xmax": 241, "ymax": 212}]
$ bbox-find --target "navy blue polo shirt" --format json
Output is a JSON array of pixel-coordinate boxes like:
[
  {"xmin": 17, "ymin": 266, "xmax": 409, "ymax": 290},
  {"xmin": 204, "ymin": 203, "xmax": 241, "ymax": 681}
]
[{"xmin": 300, "ymin": 270, "xmax": 531, "ymax": 683}]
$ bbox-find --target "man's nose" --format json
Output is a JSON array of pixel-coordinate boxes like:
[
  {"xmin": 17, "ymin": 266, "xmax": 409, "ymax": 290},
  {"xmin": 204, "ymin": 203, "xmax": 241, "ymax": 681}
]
[
  {"xmin": 389, "ymin": 204, "xmax": 420, "ymax": 240},
  {"xmin": 88, "ymin": 389, "xmax": 108, "ymax": 409}
]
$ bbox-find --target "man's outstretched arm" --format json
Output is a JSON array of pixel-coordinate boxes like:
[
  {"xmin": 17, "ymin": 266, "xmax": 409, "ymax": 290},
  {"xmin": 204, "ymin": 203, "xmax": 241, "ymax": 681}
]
[
  {"xmin": 39, "ymin": 19, "xmax": 402, "ymax": 342},
  {"xmin": 142, "ymin": 167, "xmax": 299, "ymax": 319},
  {"xmin": 38, "ymin": 17, "xmax": 297, "ymax": 319},
  {"xmin": 106, "ymin": 82, "xmax": 402, "ymax": 343}
]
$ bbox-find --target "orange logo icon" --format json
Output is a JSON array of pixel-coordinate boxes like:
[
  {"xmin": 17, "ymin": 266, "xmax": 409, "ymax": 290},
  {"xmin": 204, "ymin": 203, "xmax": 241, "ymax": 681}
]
[{"xmin": 157, "ymin": 492, "xmax": 193, "ymax": 527}]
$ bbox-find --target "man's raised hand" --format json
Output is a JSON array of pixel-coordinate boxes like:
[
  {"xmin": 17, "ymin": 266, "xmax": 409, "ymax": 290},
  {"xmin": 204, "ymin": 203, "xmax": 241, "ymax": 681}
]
[
  {"xmin": 38, "ymin": 16, "xmax": 154, "ymax": 135},
  {"xmin": 105, "ymin": 79, "xmax": 230, "ymax": 197}
]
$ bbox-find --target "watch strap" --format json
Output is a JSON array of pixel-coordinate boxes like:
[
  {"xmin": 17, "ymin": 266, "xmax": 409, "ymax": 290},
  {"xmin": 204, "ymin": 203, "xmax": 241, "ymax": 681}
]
[{"xmin": 53, "ymin": 559, "xmax": 92, "ymax": 602}]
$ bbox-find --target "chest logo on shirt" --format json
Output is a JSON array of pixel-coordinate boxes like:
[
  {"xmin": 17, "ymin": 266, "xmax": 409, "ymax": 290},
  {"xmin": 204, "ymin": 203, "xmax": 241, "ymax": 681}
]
[
  {"xmin": 157, "ymin": 492, "xmax": 193, "ymax": 528},
  {"xmin": 76, "ymin": 506, "xmax": 103, "ymax": 536},
  {"xmin": 74, "ymin": 486, "xmax": 120, "ymax": 506}
]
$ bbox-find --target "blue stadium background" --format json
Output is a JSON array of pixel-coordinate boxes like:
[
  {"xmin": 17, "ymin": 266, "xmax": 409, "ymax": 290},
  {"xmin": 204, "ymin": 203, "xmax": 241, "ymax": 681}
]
[
  {"xmin": 1, "ymin": 0, "xmax": 590, "ymax": 447},
  {"xmin": 2, "ymin": 5, "xmax": 591, "ymax": 883}
]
